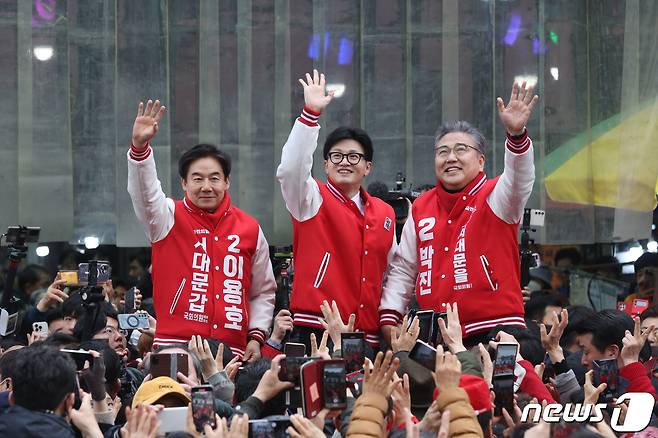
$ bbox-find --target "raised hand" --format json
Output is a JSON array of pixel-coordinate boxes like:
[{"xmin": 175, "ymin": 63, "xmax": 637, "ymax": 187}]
[
  {"xmin": 621, "ymin": 316, "xmax": 652, "ymax": 366},
  {"xmin": 320, "ymin": 299, "xmax": 356, "ymax": 347},
  {"xmin": 298, "ymin": 69, "xmax": 334, "ymax": 113},
  {"xmin": 496, "ymin": 82, "xmax": 539, "ymax": 136},
  {"xmin": 539, "ymin": 309, "xmax": 568, "ymax": 363},
  {"xmin": 132, "ymin": 99, "xmax": 167, "ymax": 149},
  {"xmin": 438, "ymin": 303, "xmax": 466, "ymax": 354}
]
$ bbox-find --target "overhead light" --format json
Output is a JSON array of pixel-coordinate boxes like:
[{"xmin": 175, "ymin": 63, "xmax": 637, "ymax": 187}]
[
  {"xmin": 326, "ymin": 83, "xmax": 345, "ymax": 98},
  {"xmin": 33, "ymin": 45, "xmax": 54, "ymax": 61},
  {"xmin": 84, "ymin": 236, "xmax": 100, "ymax": 249},
  {"xmin": 35, "ymin": 245, "xmax": 50, "ymax": 257},
  {"xmin": 550, "ymin": 67, "xmax": 559, "ymax": 80},
  {"xmin": 514, "ymin": 75, "xmax": 538, "ymax": 87},
  {"xmin": 648, "ymin": 241, "xmax": 658, "ymax": 253}
]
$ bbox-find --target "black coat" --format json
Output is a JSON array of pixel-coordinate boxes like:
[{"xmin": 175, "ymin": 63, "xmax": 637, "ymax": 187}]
[{"xmin": 0, "ymin": 405, "xmax": 75, "ymax": 438}]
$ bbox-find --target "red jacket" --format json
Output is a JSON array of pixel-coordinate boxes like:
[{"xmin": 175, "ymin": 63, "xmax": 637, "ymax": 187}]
[{"xmin": 290, "ymin": 181, "xmax": 395, "ymax": 345}]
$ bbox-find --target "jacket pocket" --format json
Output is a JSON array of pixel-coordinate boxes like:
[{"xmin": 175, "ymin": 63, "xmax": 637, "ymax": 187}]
[
  {"xmin": 479, "ymin": 255, "xmax": 498, "ymax": 291},
  {"xmin": 313, "ymin": 252, "xmax": 331, "ymax": 289},
  {"xmin": 169, "ymin": 277, "xmax": 186, "ymax": 315}
]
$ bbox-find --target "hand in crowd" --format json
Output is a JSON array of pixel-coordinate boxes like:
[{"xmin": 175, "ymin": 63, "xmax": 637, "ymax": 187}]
[
  {"xmin": 584, "ymin": 370, "xmax": 607, "ymax": 406},
  {"xmin": 189, "ymin": 336, "xmax": 239, "ymax": 382},
  {"xmin": 137, "ymin": 311, "xmax": 157, "ymax": 339},
  {"xmin": 81, "ymin": 350, "xmax": 107, "ymax": 403},
  {"xmin": 500, "ymin": 400, "xmax": 523, "ymax": 437},
  {"xmin": 539, "ymin": 308, "xmax": 568, "ymax": 363},
  {"xmin": 437, "ymin": 302, "xmax": 466, "ymax": 354},
  {"xmin": 310, "ymin": 331, "xmax": 331, "ymax": 360},
  {"xmin": 432, "ymin": 345, "xmax": 461, "ymax": 391},
  {"xmin": 521, "ymin": 286, "xmax": 532, "ymax": 303},
  {"xmin": 418, "ymin": 400, "xmax": 450, "ymax": 436},
  {"xmin": 288, "ymin": 413, "xmax": 326, "ymax": 438},
  {"xmin": 391, "ymin": 314, "xmax": 419, "ymax": 353},
  {"xmin": 252, "ymin": 354, "xmax": 294, "ymax": 403},
  {"xmin": 119, "ymin": 288, "xmax": 143, "ymax": 311},
  {"xmin": 122, "ymin": 404, "xmax": 158, "ymax": 438},
  {"xmin": 476, "ymin": 343, "xmax": 494, "ymax": 386},
  {"xmin": 298, "ymin": 69, "xmax": 334, "ymax": 114},
  {"xmin": 132, "ymin": 99, "xmax": 167, "ymax": 149},
  {"xmin": 320, "ymin": 300, "xmax": 355, "ymax": 347},
  {"xmin": 621, "ymin": 316, "xmax": 652, "ymax": 367},
  {"xmin": 496, "ymin": 81, "xmax": 539, "ymax": 136},
  {"xmin": 270, "ymin": 309, "xmax": 293, "ymax": 344},
  {"xmin": 68, "ymin": 392, "xmax": 104, "ymax": 438},
  {"xmin": 243, "ymin": 339, "xmax": 262, "ymax": 363},
  {"xmin": 36, "ymin": 276, "xmax": 68, "ymax": 312},
  {"xmin": 362, "ymin": 350, "xmax": 400, "ymax": 398},
  {"xmin": 186, "ymin": 404, "xmax": 247, "ymax": 438},
  {"xmin": 391, "ymin": 373, "xmax": 411, "ymax": 426},
  {"xmin": 489, "ymin": 331, "xmax": 524, "ymax": 362}
]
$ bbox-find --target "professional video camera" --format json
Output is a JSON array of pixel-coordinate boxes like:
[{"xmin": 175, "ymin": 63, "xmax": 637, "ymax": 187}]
[
  {"xmin": 519, "ymin": 209, "xmax": 545, "ymax": 288},
  {"xmin": 0, "ymin": 226, "xmax": 41, "ymax": 336}
]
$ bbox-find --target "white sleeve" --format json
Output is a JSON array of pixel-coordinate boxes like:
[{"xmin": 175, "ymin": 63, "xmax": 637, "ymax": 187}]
[
  {"xmin": 275, "ymin": 120, "xmax": 323, "ymax": 222},
  {"xmin": 126, "ymin": 148, "xmax": 175, "ymax": 243},
  {"xmin": 487, "ymin": 136, "xmax": 535, "ymax": 224},
  {"xmin": 379, "ymin": 208, "xmax": 418, "ymax": 325},
  {"xmin": 247, "ymin": 227, "xmax": 276, "ymax": 335}
]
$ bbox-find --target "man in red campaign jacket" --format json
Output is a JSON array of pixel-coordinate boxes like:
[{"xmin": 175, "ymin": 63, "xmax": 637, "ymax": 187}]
[
  {"xmin": 380, "ymin": 82, "xmax": 539, "ymax": 347},
  {"xmin": 276, "ymin": 70, "xmax": 397, "ymax": 349},
  {"xmin": 127, "ymin": 99, "xmax": 276, "ymax": 360}
]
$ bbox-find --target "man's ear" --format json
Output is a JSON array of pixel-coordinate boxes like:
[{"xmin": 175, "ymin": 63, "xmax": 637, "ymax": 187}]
[
  {"xmin": 479, "ymin": 154, "xmax": 485, "ymax": 171},
  {"xmin": 607, "ymin": 344, "xmax": 620, "ymax": 358},
  {"xmin": 363, "ymin": 161, "xmax": 372, "ymax": 177},
  {"xmin": 225, "ymin": 175, "xmax": 230, "ymax": 190},
  {"xmin": 323, "ymin": 159, "xmax": 330, "ymax": 175},
  {"xmin": 180, "ymin": 177, "xmax": 187, "ymax": 193}
]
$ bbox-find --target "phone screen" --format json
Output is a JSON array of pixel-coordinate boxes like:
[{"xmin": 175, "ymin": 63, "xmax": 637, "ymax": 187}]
[
  {"xmin": 248, "ymin": 418, "xmax": 291, "ymax": 438},
  {"xmin": 284, "ymin": 342, "xmax": 306, "ymax": 358},
  {"xmin": 593, "ymin": 359, "xmax": 618, "ymax": 402},
  {"xmin": 493, "ymin": 343, "xmax": 518, "ymax": 377},
  {"xmin": 408, "ymin": 340, "xmax": 437, "ymax": 371},
  {"xmin": 61, "ymin": 349, "xmax": 93, "ymax": 371},
  {"xmin": 322, "ymin": 363, "xmax": 347, "ymax": 410},
  {"xmin": 341, "ymin": 333, "xmax": 366, "ymax": 373},
  {"xmin": 279, "ymin": 357, "xmax": 313, "ymax": 383},
  {"xmin": 191, "ymin": 385, "xmax": 216, "ymax": 432},
  {"xmin": 415, "ymin": 310, "xmax": 434, "ymax": 344}
]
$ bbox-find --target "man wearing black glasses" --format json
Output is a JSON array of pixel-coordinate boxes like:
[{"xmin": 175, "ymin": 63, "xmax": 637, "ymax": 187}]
[{"xmin": 276, "ymin": 70, "xmax": 397, "ymax": 350}]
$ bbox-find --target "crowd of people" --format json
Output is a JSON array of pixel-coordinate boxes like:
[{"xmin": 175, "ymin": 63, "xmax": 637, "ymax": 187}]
[{"xmin": 0, "ymin": 69, "xmax": 657, "ymax": 437}]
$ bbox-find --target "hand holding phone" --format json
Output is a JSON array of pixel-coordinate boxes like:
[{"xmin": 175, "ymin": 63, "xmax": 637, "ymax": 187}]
[
  {"xmin": 492, "ymin": 343, "xmax": 518, "ymax": 416},
  {"xmin": 150, "ymin": 353, "xmax": 189, "ymax": 380},
  {"xmin": 592, "ymin": 358, "xmax": 618, "ymax": 403},
  {"xmin": 415, "ymin": 310, "xmax": 434, "ymax": 344},
  {"xmin": 341, "ymin": 332, "xmax": 366, "ymax": 373},
  {"xmin": 124, "ymin": 287, "xmax": 137, "ymax": 313},
  {"xmin": 408, "ymin": 340, "xmax": 437, "ymax": 371},
  {"xmin": 191, "ymin": 385, "xmax": 216, "ymax": 432}
]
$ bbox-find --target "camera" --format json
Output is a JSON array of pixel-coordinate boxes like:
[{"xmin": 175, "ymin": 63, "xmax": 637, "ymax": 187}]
[{"xmin": 118, "ymin": 313, "xmax": 149, "ymax": 330}]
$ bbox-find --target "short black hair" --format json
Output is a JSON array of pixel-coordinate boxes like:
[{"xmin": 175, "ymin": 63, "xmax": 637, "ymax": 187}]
[
  {"xmin": 641, "ymin": 306, "xmax": 658, "ymax": 321},
  {"xmin": 79, "ymin": 339, "xmax": 122, "ymax": 389},
  {"xmin": 555, "ymin": 247, "xmax": 582, "ymax": 266},
  {"xmin": 573, "ymin": 309, "xmax": 633, "ymax": 353},
  {"xmin": 11, "ymin": 344, "xmax": 76, "ymax": 411},
  {"xmin": 524, "ymin": 290, "xmax": 565, "ymax": 322},
  {"xmin": 17, "ymin": 264, "xmax": 50, "ymax": 292},
  {"xmin": 0, "ymin": 346, "xmax": 24, "ymax": 380},
  {"xmin": 434, "ymin": 120, "xmax": 487, "ymax": 154},
  {"xmin": 178, "ymin": 143, "xmax": 231, "ymax": 180},
  {"xmin": 323, "ymin": 127, "xmax": 374, "ymax": 162},
  {"xmin": 562, "ymin": 305, "xmax": 597, "ymax": 349}
]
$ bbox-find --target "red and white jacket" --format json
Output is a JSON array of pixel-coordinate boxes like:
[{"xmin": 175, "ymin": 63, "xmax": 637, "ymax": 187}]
[
  {"xmin": 379, "ymin": 131, "xmax": 534, "ymax": 337},
  {"xmin": 127, "ymin": 146, "xmax": 276, "ymax": 357},
  {"xmin": 276, "ymin": 108, "xmax": 397, "ymax": 346}
]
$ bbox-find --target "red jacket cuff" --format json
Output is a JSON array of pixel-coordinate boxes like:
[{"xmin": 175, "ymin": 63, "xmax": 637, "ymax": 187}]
[
  {"xmin": 298, "ymin": 106, "xmax": 321, "ymax": 127},
  {"xmin": 130, "ymin": 143, "xmax": 152, "ymax": 161},
  {"xmin": 379, "ymin": 310, "xmax": 403, "ymax": 327},
  {"xmin": 518, "ymin": 359, "xmax": 556, "ymax": 403},
  {"xmin": 620, "ymin": 361, "xmax": 658, "ymax": 399},
  {"xmin": 505, "ymin": 129, "xmax": 531, "ymax": 154},
  {"xmin": 247, "ymin": 329, "xmax": 267, "ymax": 346}
]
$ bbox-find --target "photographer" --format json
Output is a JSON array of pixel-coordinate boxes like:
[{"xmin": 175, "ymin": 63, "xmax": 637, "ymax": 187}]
[
  {"xmin": 380, "ymin": 82, "xmax": 539, "ymax": 347},
  {"xmin": 127, "ymin": 99, "xmax": 276, "ymax": 361},
  {"xmin": 0, "ymin": 344, "xmax": 103, "ymax": 438}
]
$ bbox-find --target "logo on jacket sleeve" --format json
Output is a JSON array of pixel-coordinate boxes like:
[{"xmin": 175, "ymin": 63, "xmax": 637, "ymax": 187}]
[{"xmin": 384, "ymin": 217, "xmax": 392, "ymax": 231}]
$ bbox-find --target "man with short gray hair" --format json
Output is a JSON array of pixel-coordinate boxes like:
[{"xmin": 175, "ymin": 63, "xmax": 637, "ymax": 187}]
[{"xmin": 380, "ymin": 82, "xmax": 539, "ymax": 347}]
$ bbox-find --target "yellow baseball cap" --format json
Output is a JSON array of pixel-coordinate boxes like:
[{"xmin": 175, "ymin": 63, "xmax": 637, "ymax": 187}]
[{"xmin": 131, "ymin": 376, "xmax": 191, "ymax": 408}]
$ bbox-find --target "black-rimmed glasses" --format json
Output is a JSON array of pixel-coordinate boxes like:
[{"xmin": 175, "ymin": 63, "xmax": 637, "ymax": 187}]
[{"xmin": 327, "ymin": 151, "xmax": 365, "ymax": 165}]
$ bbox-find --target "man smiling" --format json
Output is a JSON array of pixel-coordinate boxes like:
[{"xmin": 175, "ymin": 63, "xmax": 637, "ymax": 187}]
[
  {"xmin": 380, "ymin": 82, "xmax": 539, "ymax": 347},
  {"xmin": 277, "ymin": 70, "xmax": 396, "ymax": 349},
  {"xmin": 127, "ymin": 99, "xmax": 276, "ymax": 361}
]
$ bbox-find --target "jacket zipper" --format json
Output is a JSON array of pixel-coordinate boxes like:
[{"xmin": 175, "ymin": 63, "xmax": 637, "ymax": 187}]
[
  {"xmin": 313, "ymin": 252, "xmax": 331, "ymax": 288},
  {"xmin": 479, "ymin": 255, "xmax": 498, "ymax": 291},
  {"xmin": 169, "ymin": 277, "xmax": 186, "ymax": 314}
]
